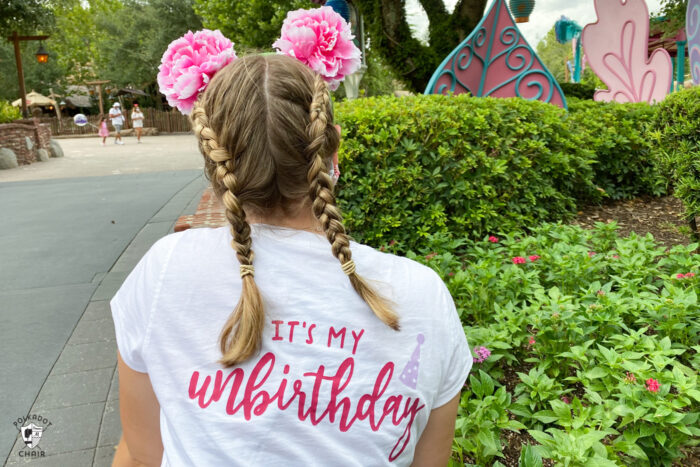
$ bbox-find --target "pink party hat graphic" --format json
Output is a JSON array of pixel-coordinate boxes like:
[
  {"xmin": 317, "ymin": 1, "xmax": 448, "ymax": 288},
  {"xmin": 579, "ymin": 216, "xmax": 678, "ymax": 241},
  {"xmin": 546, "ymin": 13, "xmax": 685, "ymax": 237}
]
[{"xmin": 399, "ymin": 334, "xmax": 425, "ymax": 389}]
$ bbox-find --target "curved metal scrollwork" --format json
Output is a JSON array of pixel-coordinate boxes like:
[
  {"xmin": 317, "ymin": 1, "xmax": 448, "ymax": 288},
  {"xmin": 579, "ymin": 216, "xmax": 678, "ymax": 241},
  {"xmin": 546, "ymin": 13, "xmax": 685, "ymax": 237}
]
[{"xmin": 425, "ymin": 0, "xmax": 567, "ymax": 109}]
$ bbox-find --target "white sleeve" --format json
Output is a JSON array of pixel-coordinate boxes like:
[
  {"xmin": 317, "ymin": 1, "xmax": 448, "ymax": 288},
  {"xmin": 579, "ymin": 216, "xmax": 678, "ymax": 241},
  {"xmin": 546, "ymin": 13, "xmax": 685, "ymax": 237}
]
[
  {"xmin": 110, "ymin": 235, "xmax": 178, "ymax": 372},
  {"xmin": 434, "ymin": 281, "xmax": 473, "ymax": 407}
]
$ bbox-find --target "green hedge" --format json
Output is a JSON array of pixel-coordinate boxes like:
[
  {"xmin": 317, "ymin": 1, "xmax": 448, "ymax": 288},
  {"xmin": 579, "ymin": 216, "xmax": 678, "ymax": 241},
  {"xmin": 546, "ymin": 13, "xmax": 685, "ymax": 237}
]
[
  {"xmin": 558, "ymin": 82, "xmax": 596, "ymax": 100},
  {"xmin": 652, "ymin": 87, "xmax": 700, "ymax": 234},
  {"xmin": 567, "ymin": 99, "xmax": 666, "ymax": 200},
  {"xmin": 0, "ymin": 100, "xmax": 21, "ymax": 124}
]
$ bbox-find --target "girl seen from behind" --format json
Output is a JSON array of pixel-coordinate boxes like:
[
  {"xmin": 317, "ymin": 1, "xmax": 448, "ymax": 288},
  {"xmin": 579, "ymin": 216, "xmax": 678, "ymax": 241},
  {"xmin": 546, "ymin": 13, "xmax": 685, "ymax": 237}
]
[{"xmin": 111, "ymin": 9, "xmax": 471, "ymax": 467}]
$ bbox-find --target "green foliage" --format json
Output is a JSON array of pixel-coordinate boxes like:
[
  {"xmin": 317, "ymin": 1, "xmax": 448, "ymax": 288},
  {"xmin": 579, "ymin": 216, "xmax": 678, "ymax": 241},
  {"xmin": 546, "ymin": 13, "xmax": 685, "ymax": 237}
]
[
  {"xmin": 194, "ymin": 0, "xmax": 313, "ymax": 50},
  {"xmin": 0, "ymin": 0, "xmax": 54, "ymax": 36},
  {"xmin": 0, "ymin": 100, "xmax": 21, "ymax": 123},
  {"xmin": 567, "ymin": 99, "xmax": 666, "ymax": 200},
  {"xmin": 558, "ymin": 82, "xmax": 595, "ymax": 100},
  {"xmin": 536, "ymin": 27, "xmax": 570, "ymax": 84},
  {"xmin": 651, "ymin": 87, "xmax": 700, "ymax": 232},
  {"xmin": 406, "ymin": 223, "xmax": 700, "ymax": 465}
]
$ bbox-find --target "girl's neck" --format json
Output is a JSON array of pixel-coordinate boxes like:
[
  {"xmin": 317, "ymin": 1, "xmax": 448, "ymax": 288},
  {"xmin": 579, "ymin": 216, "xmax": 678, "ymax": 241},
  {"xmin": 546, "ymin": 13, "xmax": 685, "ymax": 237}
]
[{"xmin": 246, "ymin": 202, "xmax": 322, "ymax": 233}]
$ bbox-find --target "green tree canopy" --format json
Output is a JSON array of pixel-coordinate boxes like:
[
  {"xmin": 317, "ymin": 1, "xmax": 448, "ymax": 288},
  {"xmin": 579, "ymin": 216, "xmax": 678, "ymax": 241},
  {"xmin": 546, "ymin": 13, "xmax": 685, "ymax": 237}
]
[{"xmin": 0, "ymin": 0, "xmax": 54, "ymax": 36}]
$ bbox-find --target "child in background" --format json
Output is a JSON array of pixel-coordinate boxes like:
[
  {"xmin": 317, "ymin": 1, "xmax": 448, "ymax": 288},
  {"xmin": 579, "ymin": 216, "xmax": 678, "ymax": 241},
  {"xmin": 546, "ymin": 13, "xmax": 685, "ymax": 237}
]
[{"xmin": 98, "ymin": 117, "xmax": 109, "ymax": 146}]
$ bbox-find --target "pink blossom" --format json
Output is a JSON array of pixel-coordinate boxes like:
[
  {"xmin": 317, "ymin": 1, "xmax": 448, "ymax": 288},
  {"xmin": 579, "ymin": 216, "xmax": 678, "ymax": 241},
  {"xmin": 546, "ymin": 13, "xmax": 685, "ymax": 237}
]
[
  {"xmin": 561, "ymin": 396, "xmax": 570, "ymax": 404},
  {"xmin": 597, "ymin": 290, "xmax": 606, "ymax": 296},
  {"xmin": 388, "ymin": 240, "xmax": 396, "ymax": 246},
  {"xmin": 273, "ymin": 6, "xmax": 361, "ymax": 90},
  {"xmin": 588, "ymin": 251, "xmax": 596, "ymax": 258},
  {"xmin": 473, "ymin": 346, "xmax": 491, "ymax": 363},
  {"xmin": 425, "ymin": 252, "xmax": 437, "ymax": 260},
  {"xmin": 612, "ymin": 255, "xmax": 619, "ymax": 259},
  {"xmin": 157, "ymin": 29, "xmax": 237, "ymax": 115},
  {"xmin": 624, "ymin": 372, "xmax": 636, "ymax": 384},
  {"xmin": 677, "ymin": 273, "xmax": 686, "ymax": 279},
  {"xmin": 528, "ymin": 336, "xmax": 536, "ymax": 346},
  {"xmin": 488, "ymin": 236, "xmax": 499, "ymax": 243},
  {"xmin": 645, "ymin": 378, "xmax": 659, "ymax": 393},
  {"xmin": 528, "ymin": 255, "xmax": 540, "ymax": 262},
  {"xmin": 512, "ymin": 256, "xmax": 526, "ymax": 264},
  {"xmin": 685, "ymin": 272, "xmax": 696, "ymax": 278}
]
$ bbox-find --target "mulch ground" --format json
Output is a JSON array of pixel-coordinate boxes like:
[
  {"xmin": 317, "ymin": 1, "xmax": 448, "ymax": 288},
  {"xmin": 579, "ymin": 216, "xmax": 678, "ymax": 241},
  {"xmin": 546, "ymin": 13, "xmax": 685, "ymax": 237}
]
[{"xmin": 573, "ymin": 195, "xmax": 697, "ymax": 249}]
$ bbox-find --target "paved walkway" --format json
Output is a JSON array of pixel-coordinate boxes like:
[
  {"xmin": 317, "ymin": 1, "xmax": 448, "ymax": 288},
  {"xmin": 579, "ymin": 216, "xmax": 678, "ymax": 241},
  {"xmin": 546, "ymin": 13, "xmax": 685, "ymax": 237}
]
[{"xmin": 1, "ymin": 136, "xmax": 208, "ymax": 465}]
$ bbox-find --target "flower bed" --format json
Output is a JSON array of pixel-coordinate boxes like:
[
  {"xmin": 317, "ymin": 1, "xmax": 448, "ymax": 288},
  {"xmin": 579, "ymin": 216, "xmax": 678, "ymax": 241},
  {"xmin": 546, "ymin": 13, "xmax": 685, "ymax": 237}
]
[{"xmin": 392, "ymin": 223, "xmax": 700, "ymax": 466}]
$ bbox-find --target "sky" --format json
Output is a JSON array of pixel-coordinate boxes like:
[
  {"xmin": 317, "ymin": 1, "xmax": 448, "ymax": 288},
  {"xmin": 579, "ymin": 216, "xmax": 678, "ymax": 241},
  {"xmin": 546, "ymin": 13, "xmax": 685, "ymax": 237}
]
[{"xmin": 405, "ymin": 0, "xmax": 665, "ymax": 48}]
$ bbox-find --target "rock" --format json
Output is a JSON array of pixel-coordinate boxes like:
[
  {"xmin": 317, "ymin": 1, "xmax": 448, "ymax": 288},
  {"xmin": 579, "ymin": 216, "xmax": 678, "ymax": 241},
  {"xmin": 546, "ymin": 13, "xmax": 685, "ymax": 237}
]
[
  {"xmin": 49, "ymin": 140, "xmax": 64, "ymax": 158},
  {"xmin": 0, "ymin": 148, "xmax": 18, "ymax": 169},
  {"xmin": 25, "ymin": 136, "xmax": 34, "ymax": 151},
  {"xmin": 36, "ymin": 148, "xmax": 50, "ymax": 162}
]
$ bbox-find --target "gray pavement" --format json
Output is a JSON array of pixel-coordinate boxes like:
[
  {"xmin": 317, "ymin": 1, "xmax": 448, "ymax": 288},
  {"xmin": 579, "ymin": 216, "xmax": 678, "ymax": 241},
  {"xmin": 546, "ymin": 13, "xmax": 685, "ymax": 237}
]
[{"xmin": 1, "ymin": 137, "xmax": 208, "ymax": 465}]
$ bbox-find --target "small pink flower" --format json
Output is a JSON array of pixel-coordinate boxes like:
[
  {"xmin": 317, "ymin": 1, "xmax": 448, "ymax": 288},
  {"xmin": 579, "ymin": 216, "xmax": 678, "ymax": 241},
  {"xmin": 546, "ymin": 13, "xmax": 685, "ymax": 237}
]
[
  {"xmin": 645, "ymin": 378, "xmax": 659, "ymax": 393},
  {"xmin": 528, "ymin": 336, "xmax": 536, "ymax": 346},
  {"xmin": 389, "ymin": 240, "xmax": 396, "ymax": 246},
  {"xmin": 448, "ymin": 272, "xmax": 454, "ymax": 277},
  {"xmin": 512, "ymin": 256, "xmax": 526, "ymax": 264},
  {"xmin": 677, "ymin": 273, "xmax": 686, "ymax": 279},
  {"xmin": 624, "ymin": 372, "xmax": 636, "ymax": 384},
  {"xmin": 685, "ymin": 272, "xmax": 695, "ymax": 278},
  {"xmin": 528, "ymin": 255, "xmax": 540, "ymax": 262},
  {"xmin": 597, "ymin": 290, "xmax": 606, "ymax": 296},
  {"xmin": 488, "ymin": 236, "xmax": 499, "ymax": 243},
  {"xmin": 425, "ymin": 252, "xmax": 437, "ymax": 260},
  {"xmin": 612, "ymin": 255, "xmax": 620, "ymax": 259},
  {"xmin": 157, "ymin": 29, "xmax": 237, "ymax": 115},
  {"xmin": 473, "ymin": 346, "xmax": 491, "ymax": 363},
  {"xmin": 273, "ymin": 6, "xmax": 361, "ymax": 90},
  {"xmin": 561, "ymin": 396, "xmax": 570, "ymax": 404},
  {"xmin": 588, "ymin": 251, "xmax": 596, "ymax": 258}
]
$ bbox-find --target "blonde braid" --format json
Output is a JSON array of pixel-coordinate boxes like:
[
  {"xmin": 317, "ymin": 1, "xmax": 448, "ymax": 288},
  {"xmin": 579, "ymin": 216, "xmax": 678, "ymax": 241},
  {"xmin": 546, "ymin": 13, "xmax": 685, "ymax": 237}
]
[
  {"xmin": 307, "ymin": 76, "xmax": 399, "ymax": 331},
  {"xmin": 191, "ymin": 103, "xmax": 265, "ymax": 366}
]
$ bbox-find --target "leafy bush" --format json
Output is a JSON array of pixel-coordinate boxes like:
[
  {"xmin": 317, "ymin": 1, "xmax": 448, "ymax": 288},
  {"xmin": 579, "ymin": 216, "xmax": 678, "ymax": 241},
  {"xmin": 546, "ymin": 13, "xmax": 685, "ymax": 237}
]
[
  {"xmin": 335, "ymin": 95, "xmax": 599, "ymax": 252},
  {"xmin": 402, "ymin": 223, "xmax": 700, "ymax": 466},
  {"xmin": 559, "ymin": 82, "xmax": 596, "ymax": 100},
  {"xmin": 0, "ymin": 100, "xmax": 21, "ymax": 123},
  {"xmin": 567, "ymin": 99, "xmax": 666, "ymax": 200},
  {"xmin": 651, "ymin": 87, "xmax": 700, "ymax": 235}
]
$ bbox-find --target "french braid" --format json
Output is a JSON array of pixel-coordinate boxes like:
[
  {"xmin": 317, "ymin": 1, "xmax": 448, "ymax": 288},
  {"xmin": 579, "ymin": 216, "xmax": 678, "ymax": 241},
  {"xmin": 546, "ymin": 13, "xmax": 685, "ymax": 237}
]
[
  {"xmin": 191, "ymin": 103, "xmax": 265, "ymax": 366},
  {"xmin": 306, "ymin": 75, "xmax": 399, "ymax": 330}
]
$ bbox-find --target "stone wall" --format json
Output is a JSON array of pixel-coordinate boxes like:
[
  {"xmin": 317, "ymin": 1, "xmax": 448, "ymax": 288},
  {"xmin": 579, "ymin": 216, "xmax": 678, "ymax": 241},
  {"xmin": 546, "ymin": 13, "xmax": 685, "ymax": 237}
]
[{"xmin": 0, "ymin": 118, "xmax": 52, "ymax": 165}]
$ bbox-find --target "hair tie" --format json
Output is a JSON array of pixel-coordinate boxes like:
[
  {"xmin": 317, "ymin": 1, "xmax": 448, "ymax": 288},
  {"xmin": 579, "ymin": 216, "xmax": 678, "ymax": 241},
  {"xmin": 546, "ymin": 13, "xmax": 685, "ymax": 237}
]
[
  {"xmin": 240, "ymin": 264, "xmax": 255, "ymax": 278},
  {"xmin": 341, "ymin": 260, "xmax": 356, "ymax": 276}
]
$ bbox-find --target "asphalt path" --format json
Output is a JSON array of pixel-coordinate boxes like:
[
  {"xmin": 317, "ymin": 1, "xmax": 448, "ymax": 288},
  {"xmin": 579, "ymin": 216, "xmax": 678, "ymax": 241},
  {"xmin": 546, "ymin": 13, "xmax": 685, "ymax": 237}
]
[{"xmin": 0, "ymin": 135, "xmax": 205, "ymax": 462}]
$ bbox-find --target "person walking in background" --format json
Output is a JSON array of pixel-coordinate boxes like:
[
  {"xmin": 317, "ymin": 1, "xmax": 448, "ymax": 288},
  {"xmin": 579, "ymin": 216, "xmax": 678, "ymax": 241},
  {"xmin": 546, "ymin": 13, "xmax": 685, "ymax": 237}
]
[
  {"xmin": 131, "ymin": 103, "xmax": 144, "ymax": 143},
  {"xmin": 109, "ymin": 102, "xmax": 125, "ymax": 145},
  {"xmin": 98, "ymin": 116, "xmax": 110, "ymax": 146}
]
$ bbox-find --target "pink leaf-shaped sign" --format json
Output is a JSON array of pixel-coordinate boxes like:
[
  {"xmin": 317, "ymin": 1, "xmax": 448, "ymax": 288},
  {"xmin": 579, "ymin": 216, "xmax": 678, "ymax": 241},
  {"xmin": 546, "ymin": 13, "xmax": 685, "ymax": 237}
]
[
  {"xmin": 689, "ymin": 0, "xmax": 700, "ymax": 84},
  {"xmin": 582, "ymin": 0, "xmax": 672, "ymax": 103}
]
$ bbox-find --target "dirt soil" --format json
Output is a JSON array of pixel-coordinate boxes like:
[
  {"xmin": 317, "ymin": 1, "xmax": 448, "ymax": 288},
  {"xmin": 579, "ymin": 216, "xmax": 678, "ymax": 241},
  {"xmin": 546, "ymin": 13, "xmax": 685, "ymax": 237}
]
[{"xmin": 572, "ymin": 196, "xmax": 696, "ymax": 249}]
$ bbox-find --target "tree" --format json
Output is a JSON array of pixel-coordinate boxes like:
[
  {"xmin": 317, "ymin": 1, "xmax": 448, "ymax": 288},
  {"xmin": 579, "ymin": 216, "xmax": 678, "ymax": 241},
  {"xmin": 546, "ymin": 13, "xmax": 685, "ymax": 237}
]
[
  {"xmin": 352, "ymin": 0, "xmax": 487, "ymax": 91},
  {"xmin": 658, "ymin": 0, "xmax": 688, "ymax": 36},
  {"xmin": 0, "ymin": 0, "xmax": 54, "ymax": 36},
  {"xmin": 536, "ymin": 27, "xmax": 570, "ymax": 84},
  {"xmin": 195, "ymin": 0, "xmax": 488, "ymax": 92}
]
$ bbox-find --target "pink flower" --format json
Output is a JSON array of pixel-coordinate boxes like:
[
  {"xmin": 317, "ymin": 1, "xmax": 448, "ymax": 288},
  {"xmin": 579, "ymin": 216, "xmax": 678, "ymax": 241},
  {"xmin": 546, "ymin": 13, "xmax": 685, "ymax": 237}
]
[
  {"xmin": 561, "ymin": 396, "xmax": 570, "ymax": 404},
  {"xmin": 685, "ymin": 272, "xmax": 695, "ymax": 278},
  {"xmin": 528, "ymin": 336, "xmax": 536, "ymax": 346},
  {"xmin": 597, "ymin": 290, "xmax": 606, "ymax": 296},
  {"xmin": 588, "ymin": 251, "xmax": 596, "ymax": 258},
  {"xmin": 157, "ymin": 29, "xmax": 236, "ymax": 115},
  {"xmin": 612, "ymin": 255, "xmax": 619, "ymax": 259},
  {"xmin": 488, "ymin": 236, "xmax": 499, "ymax": 243},
  {"xmin": 448, "ymin": 272, "xmax": 454, "ymax": 277},
  {"xmin": 273, "ymin": 6, "xmax": 361, "ymax": 90},
  {"xmin": 528, "ymin": 255, "xmax": 540, "ymax": 262},
  {"xmin": 624, "ymin": 372, "xmax": 636, "ymax": 384},
  {"xmin": 645, "ymin": 378, "xmax": 659, "ymax": 393},
  {"xmin": 512, "ymin": 256, "xmax": 526, "ymax": 264},
  {"xmin": 677, "ymin": 273, "xmax": 686, "ymax": 279},
  {"xmin": 389, "ymin": 240, "xmax": 396, "ymax": 246},
  {"xmin": 425, "ymin": 252, "xmax": 437, "ymax": 260},
  {"xmin": 473, "ymin": 346, "xmax": 491, "ymax": 363}
]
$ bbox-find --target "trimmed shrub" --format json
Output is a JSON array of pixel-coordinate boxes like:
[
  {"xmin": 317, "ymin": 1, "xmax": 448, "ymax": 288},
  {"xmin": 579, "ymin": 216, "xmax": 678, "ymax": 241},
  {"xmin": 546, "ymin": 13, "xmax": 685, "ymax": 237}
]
[
  {"xmin": 335, "ymin": 95, "xmax": 599, "ymax": 252},
  {"xmin": 651, "ymin": 87, "xmax": 700, "ymax": 234},
  {"xmin": 0, "ymin": 100, "xmax": 21, "ymax": 123},
  {"xmin": 567, "ymin": 99, "xmax": 666, "ymax": 200}
]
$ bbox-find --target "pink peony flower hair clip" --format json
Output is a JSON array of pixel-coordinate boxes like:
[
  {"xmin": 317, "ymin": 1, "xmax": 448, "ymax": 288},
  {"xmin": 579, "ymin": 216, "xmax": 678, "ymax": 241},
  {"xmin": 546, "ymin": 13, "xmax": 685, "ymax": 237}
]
[
  {"xmin": 273, "ymin": 6, "xmax": 362, "ymax": 90},
  {"xmin": 157, "ymin": 29, "xmax": 237, "ymax": 115}
]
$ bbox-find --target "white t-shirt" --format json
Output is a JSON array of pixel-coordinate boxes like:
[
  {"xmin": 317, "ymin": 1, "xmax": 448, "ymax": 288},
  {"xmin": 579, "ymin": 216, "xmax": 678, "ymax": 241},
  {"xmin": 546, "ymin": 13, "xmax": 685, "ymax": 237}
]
[
  {"xmin": 109, "ymin": 107, "xmax": 124, "ymax": 125},
  {"xmin": 131, "ymin": 110, "xmax": 144, "ymax": 128},
  {"xmin": 111, "ymin": 224, "xmax": 472, "ymax": 466}
]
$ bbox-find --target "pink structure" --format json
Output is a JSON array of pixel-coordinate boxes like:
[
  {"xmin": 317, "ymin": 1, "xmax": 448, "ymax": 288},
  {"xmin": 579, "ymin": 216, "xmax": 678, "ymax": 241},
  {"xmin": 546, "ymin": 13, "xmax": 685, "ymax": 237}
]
[
  {"xmin": 582, "ymin": 0, "xmax": 673, "ymax": 103},
  {"xmin": 424, "ymin": 0, "xmax": 566, "ymax": 109},
  {"xmin": 689, "ymin": 0, "xmax": 700, "ymax": 84}
]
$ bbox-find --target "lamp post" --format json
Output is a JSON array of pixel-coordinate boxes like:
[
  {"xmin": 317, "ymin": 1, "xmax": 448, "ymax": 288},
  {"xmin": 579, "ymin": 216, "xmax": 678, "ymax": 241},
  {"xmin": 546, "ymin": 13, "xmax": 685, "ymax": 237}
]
[{"xmin": 7, "ymin": 31, "xmax": 50, "ymax": 118}]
